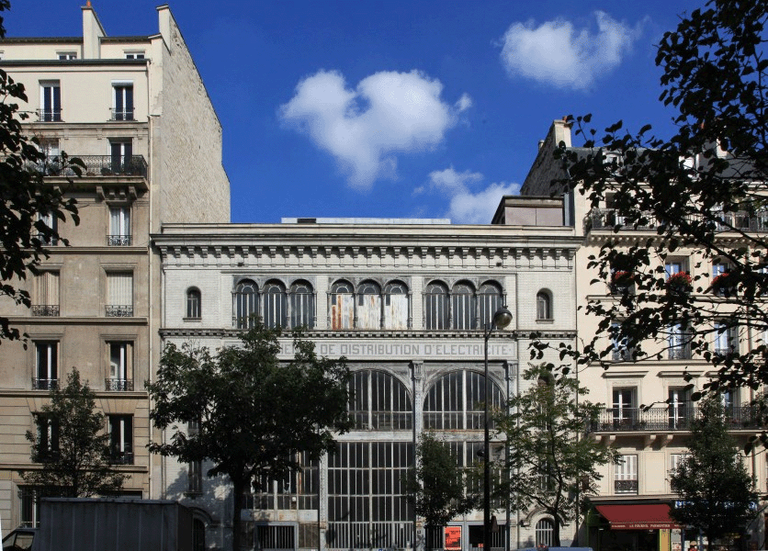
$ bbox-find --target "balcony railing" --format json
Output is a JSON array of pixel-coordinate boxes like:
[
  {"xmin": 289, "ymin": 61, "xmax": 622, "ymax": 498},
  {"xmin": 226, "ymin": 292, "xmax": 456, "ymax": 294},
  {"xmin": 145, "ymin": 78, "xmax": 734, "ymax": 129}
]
[
  {"xmin": 110, "ymin": 108, "xmax": 135, "ymax": 121},
  {"xmin": 29, "ymin": 155, "xmax": 148, "ymax": 178},
  {"xmin": 36, "ymin": 109, "xmax": 62, "ymax": 122},
  {"xmin": 106, "ymin": 305, "xmax": 134, "ymax": 317},
  {"xmin": 105, "ymin": 378, "xmax": 134, "ymax": 391},
  {"xmin": 614, "ymin": 479, "xmax": 638, "ymax": 494},
  {"xmin": 110, "ymin": 447, "xmax": 134, "ymax": 465},
  {"xmin": 668, "ymin": 346, "xmax": 692, "ymax": 360},
  {"xmin": 587, "ymin": 208, "xmax": 768, "ymax": 234},
  {"xmin": 31, "ymin": 305, "xmax": 60, "ymax": 316},
  {"xmin": 107, "ymin": 235, "xmax": 132, "ymax": 246},
  {"xmin": 32, "ymin": 378, "xmax": 58, "ymax": 390},
  {"xmin": 590, "ymin": 406, "xmax": 762, "ymax": 432}
]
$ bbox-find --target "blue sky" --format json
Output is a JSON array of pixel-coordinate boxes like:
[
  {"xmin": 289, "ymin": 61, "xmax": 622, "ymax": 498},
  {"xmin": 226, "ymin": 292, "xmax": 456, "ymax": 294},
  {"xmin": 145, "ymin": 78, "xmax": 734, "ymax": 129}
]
[{"xmin": 6, "ymin": 0, "xmax": 705, "ymax": 224}]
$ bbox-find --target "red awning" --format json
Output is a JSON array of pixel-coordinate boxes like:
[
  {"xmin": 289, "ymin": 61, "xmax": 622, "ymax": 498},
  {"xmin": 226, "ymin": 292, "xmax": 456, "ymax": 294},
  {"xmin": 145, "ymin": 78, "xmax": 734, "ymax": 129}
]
[{"xmin": 596, "ymin": 504, "xmax": 680, "ymax": 530}]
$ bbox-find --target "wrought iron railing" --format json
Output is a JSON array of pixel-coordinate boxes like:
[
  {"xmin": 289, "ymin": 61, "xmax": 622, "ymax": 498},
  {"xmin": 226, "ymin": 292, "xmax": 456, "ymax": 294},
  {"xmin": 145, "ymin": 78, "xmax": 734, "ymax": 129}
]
[
  {"xmin": 587, "ymin": 208, "xmax": 768, "ymax": 234},
  {"xmin": 590, "ymin": 406, "xmax": 762, "ymax": 432},
  {"xmin": 29, "ymin": 155, "xmax": 147, "ymax": 178},
  {"xmin": 110, "ymin": 108, "xmax": 135, "ymax": 121},
  {"xmin": 36, "ymin": 108, "xmax": 61, "ymax": 122},
  {"xmin": 615, "ymin": 479, "xmax": 638, "ymax": 494},
  {"xmin": 105, "ymin": 378, "xmax": 134, "ymax": 391},
  {"xmin": 110, "ymin": 447, "xmax": 134, "ymax": 465},
  {"xmin": 32, "ymin": 378, "xmax": 58, "ymax": 390},
  {"xmin": 31, "ymin": 305, "xmax": 60, "ymax": 316},
  {"xmin": 668, "ymin": 346, "xmax": 692, "ymax": 360},
  {"xmin": 106, "ymin": 305, "xmax": 134, "ymax": 317},
  {"xmin": 107, "ymin": 235, "xmax": 132, "ymax": 246}
]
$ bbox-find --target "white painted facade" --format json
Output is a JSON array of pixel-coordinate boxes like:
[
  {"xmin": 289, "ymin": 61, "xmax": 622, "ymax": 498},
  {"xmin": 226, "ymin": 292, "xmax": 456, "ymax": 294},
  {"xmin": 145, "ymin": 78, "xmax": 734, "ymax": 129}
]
[{"xmin": 154, "ymin": 217, "xmax": 580, "ymax": 551}]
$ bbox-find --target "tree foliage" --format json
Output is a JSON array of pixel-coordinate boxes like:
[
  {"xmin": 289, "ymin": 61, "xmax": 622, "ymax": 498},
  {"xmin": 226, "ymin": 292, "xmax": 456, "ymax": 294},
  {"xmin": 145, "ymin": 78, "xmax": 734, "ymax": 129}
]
[
  {"xmin": 494, "ymin": 365, "xmax": 616, "ymax": 547},
  {"xmin": 548, "ymin": 0, "xmax": 768, "ymax": 432},
  {"xmin": 0, "ymin": 1, "xmax": 80, "ymax": 341},
  {"xmin": 670, "ymin": 396, "xmax": 758, "ymax": 549},
  {"xmin": 20, "ymin": 368, "xmax": 127, "ymax": 497},
  {"xmin": 405, "ymin": 432, "xmax": 476, "ymax": 531},
  {"xmin": 147, "ymin": 322, "xmax": 352, "ymax": 551}
]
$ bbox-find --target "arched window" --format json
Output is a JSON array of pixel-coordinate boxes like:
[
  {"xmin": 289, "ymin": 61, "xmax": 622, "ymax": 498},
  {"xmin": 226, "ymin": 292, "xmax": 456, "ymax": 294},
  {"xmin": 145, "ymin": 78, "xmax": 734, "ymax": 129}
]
[
  {"xmin": 186, "ymin": 287, "xmax": 201, "ymax": 319},
  {"xmin": 536, "ymin": 290, "xmax": 553, "ymax": 321},
  {"xmin": 348, "ymin": 370, "xmax": 412, "ymax": 430},
  {"xmin": 233, "ymin": 279, "xmax": 258, "ymax": 329},
  {"xmin": 423, "ymin": 370, "xmax": 503, "ymax": 430},
  {"xmin": 478, "ymin": 281, "xmax": 503, "ymax": 327},
  {"xmin": 330, "ymin": 280, "xmax": 354, "ymax": 330},
  {"xmin": 535, "ymin": 518, "xmax": 555, "ymax": 547},
  {"xmin": 263, "ymin": 280, "xmax": 287, "ymax": 328},
  {"xmin": 357, "ymin": 280, "xmax": 381, "ymax": 330},
  {"xmin": 290, "ymin": 280, "xmax": 314, "ymax": 328},
  {"xmin": 452, "ymin": 281, "xmax": 477, "ymax": 330},
  {"xmin": 425, "ymin": 281, "xmax": 449, "ymax": 330},
  {"xmin": 383, "ymin": 281, "xmax": 408, "ymax": 329}
]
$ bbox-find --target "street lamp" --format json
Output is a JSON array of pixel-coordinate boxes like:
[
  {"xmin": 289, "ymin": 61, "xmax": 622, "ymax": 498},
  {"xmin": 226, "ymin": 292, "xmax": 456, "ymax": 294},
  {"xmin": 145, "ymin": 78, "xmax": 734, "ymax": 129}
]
[{"xmin": 484, "ymin": 306, "xmax": 513, "ymax": 551}]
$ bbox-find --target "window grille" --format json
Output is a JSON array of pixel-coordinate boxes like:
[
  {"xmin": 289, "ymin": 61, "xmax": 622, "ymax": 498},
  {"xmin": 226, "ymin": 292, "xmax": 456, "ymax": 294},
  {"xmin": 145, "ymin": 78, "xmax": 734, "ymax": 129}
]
[
  {"xmin": 234, "ymin": 279, "xmax": 258, "ymax": 328},
  {"xmin": 479, "ymin": 282, "xmax": 503, "ymax": 325},
  {"xmin": 424, "ymin": 281, "xmax": 449, "ymax": 330},
  {"xmin": 535, "ymin": 519, "xmax": 555, "ymax": 547},
  {"xmin": 348, "ymin": 370, "xmax": 412, "ymax": 431},
  {"xmin": 263, "ymin": 281, "xmax": 287, "ymax": 328},
  {"xmin": 424, "ymin": 370, "xmax": 503, "ymax": 430},
  {"xmin": 451, "ymin": 281, "xmax": 476, "ymax": 330},
  {"xmin": 289, "ymin": 281, "xmax": 314, "ymax": 328}
]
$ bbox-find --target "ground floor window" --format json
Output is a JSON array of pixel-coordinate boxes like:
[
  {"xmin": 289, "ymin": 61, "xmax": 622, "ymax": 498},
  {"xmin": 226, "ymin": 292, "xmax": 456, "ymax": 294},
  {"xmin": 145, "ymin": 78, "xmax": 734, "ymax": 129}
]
[
  {"xmin": 326, "ymin": 441, "xmax": 414, "ymax": 550},
  {"xmin": 536, "ymin": 518, "xmax": 555, "ymax": 547}
]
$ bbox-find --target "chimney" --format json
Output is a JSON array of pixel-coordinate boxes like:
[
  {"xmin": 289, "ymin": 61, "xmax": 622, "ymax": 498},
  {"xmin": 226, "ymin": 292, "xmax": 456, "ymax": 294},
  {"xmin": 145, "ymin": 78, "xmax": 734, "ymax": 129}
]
[{"xmin": 82, "ymin": 3, "xmax": 106, "ymax": 59}]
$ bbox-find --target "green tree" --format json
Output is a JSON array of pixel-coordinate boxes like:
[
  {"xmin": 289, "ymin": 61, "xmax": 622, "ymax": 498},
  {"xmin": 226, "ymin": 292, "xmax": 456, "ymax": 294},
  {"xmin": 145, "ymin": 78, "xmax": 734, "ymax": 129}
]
[
  {"xmin": 147, "ymin": 322, "xmax": 352, "ymax": 551},
  {"xmin": 0, "ymin": 1, "xmax": 80, "ymax": 341},
  {"xmin": 670, "ymin": 396, "xmax": 758, "ymax": 550},
  {"xmin": 550, "ymin": 1, "xmax": 768, "ymax": 409},
  {"xmin": 405, "ymin": 432, "xmax": 475, "ymax": 539},
  {"xmin": 20, "ymin": 368, "xmax": 127, "ymax": 497},
  {"xmin": 494, "ymin": 365, "xmax": 616, "ymax": 546}
]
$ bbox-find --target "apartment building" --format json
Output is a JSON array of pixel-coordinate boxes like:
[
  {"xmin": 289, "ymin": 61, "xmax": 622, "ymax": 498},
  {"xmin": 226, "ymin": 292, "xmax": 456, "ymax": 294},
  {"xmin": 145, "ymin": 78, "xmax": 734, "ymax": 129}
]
[
  {"xmin": 153, "ymin": 213, "xmax": 580, "ymax": 551},
  {"xmin": 0, "ymin": 4, "xmax": 229, "ymax": 535},
  {"xmin": 520, "ymin": 119, "xmax": 765, "ymax": 551}
]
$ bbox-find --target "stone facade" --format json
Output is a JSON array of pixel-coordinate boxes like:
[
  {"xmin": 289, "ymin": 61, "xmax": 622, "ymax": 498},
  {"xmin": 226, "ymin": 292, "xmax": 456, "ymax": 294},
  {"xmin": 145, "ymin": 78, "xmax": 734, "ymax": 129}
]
[
  {"xmin": 154, "ymin": 217, "xmax": 580, "ymax": 551},
  {"xmin": 521, "ymin": 119, "xmax": 766, "ymax": 551},
  {"xmin": 0, "ymin": 5, "xmax": 229, "ymax": 536}
]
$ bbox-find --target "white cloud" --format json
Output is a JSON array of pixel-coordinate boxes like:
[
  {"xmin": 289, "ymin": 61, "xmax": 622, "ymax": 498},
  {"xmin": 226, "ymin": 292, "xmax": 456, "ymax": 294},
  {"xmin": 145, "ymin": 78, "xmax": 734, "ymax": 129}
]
[
  {"xmin": 499, "ymin": 11, "xmax": 641, "ymax": 90},
  {"xmin": 279, "ymin": 70, "xmax": 469, "ymax": 189},
  {"xmin": 422, "ymin": 167, "xmax": 521, "ymax": 224}
]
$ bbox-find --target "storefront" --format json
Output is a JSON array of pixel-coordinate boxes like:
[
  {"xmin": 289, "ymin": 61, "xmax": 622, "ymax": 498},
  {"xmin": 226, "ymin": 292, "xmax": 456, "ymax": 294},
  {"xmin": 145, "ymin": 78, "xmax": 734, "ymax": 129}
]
[{"xmin": 587, "ymin": 502, "xmax": 680, "ymax": 551}]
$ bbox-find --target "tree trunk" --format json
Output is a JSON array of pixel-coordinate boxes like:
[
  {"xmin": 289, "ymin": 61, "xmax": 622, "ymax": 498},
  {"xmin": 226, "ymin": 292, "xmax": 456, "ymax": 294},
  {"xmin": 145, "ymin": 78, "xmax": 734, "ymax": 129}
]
[
  {"xmin": 553, "ymin": 518, "xmax": 561, "ymax": 547},
  {"xmin": 232, "ymin": 477, "xmax": 246, "ymax": 551}
]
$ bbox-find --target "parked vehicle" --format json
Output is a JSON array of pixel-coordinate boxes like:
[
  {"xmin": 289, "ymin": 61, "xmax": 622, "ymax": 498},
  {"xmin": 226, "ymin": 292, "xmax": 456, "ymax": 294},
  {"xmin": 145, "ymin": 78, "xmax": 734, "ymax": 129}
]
[
  {"xmin": 33, "ymin": 498, "xmax": 193, "ymax": 551},
  {"xmin": 2, "ymin": 527, "xmax": 37, "ymax": 551}
]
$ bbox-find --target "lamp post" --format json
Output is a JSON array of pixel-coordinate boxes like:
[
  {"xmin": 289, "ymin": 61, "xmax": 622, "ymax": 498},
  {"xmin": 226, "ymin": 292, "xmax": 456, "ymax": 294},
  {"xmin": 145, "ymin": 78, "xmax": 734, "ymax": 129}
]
[{"xmin": 484, "ymin": 306, "xmax": 513, "ymax": 551}]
